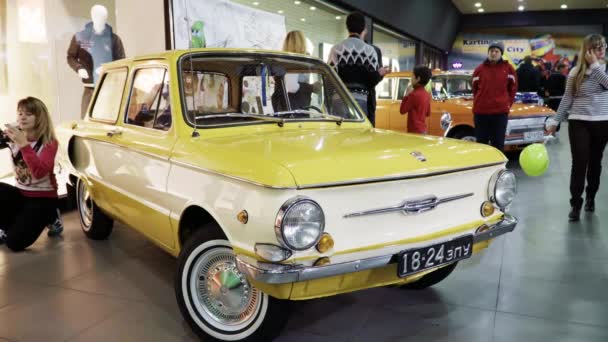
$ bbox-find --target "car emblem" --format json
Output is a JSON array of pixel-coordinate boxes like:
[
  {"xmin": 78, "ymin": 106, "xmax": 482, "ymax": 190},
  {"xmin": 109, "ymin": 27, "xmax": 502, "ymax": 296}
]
[
  {"xmin": 410, "ymin": 151, "xmax": 426, "ymax": 162},
  {"xmin": 343, "ymin": 193, "xmax": 473, "ymax": 218}
]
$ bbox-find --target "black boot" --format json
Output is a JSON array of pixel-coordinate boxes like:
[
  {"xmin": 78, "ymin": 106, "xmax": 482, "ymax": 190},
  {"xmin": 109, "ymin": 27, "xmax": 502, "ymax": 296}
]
[
  {"xmin": 569, "ymin": 207, "xmax": 581, "ymax": 221},
  {"xmin": 585, "ymin": 198, "xmax": 595, "ymax": 212}
]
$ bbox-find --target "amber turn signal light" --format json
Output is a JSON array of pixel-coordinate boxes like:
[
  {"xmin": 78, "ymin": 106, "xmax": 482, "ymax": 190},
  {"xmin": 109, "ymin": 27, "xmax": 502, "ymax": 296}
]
[
  {"xmin": 481, "ymin": 201, "xmax": 495, "ymax": 217},
  {"xmin": 475, "ymin": 224, "xmax": 491, "ymax": 235},
  {"xmin": 316, "ymin": 233, "xmax": 334, "ymax": 253},
  {"xmin": 237, "ymin": 210, "xmax": 249, "ymax": 224},
  {"xmin": 313, "ymin": 257, "xmax": 331, "ymax": 266}
]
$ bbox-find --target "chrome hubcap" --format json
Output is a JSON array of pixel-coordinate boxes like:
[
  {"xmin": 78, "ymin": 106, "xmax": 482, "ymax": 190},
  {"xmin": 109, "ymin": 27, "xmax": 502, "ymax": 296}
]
[
  {"xmin": 192, "ymin": 247, "xmax": 260, "ymax": 327},
  {"xmin": 462, "ymin": 136, "xmax": 476, "ymax": 142}
]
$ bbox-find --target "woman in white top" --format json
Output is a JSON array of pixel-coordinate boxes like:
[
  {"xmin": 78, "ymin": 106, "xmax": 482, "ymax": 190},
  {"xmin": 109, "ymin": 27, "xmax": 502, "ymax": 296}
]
[{"xmin": 546, "ymin": 34, "xmax": 608, "ymax": 222}]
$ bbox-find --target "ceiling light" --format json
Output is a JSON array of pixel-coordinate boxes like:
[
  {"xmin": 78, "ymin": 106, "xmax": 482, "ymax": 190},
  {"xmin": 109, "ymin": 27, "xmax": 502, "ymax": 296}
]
[
  {"xmin": 309, "ymin": 6, "xmax": 316, "ymax": 10},
  {"xmin": 277, "ymin": 10, "xmax": 284, "ymax": 13},
  {"xmin": 300, "ymin": 18, "xmax": 306, "ymax": 21},
  {"xmin": 252, "ymin": 1, "xmax": 259, "ymax": 5},
  {"xmin": 478, "ymin": 8, "xmax": 485, "ymax": 12},
  {"xmin": 561, "ymin": 4, "xmax": 567, "ymax": 9},
  {"xmin": 294, "ymin": 0, "xmax": 301, "ymax": 4},
  {"xmin": 474, "ymin": 2, "xmax": 481, "ymax": 7},
  {"xmin": 335, "ymin": 15, "xmax": 342, "ymax": 20},
  {"xmin": 518, "ymin": 5, "xmax": 524, "ymax": 11}
]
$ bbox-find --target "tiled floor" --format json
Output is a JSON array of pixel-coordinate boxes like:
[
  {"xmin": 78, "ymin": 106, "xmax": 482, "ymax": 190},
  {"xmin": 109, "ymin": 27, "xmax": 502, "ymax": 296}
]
[{"xmin": 1, "ymin": 124, "xmax": 608, "ymax": 341}]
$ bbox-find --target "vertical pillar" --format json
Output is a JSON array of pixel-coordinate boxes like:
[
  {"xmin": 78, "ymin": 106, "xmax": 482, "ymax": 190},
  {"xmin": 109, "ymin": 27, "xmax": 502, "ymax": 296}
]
[{"xmin": 416, "ymin": 41, "xmax": 425, "ymax": 66}]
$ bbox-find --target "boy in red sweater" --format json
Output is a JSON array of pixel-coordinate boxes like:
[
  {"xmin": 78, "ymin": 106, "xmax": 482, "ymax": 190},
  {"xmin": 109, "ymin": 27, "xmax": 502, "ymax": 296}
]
[{"xmin": 400, "ymin": 65, "xmax": 432, "ymax": 134}]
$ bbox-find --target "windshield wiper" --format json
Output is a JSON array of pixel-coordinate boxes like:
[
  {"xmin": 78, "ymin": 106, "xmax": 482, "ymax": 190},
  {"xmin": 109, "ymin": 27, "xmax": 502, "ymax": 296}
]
[
  {"xmin": 273, "ymin": 110, "xmax": 344, "ymax": 125},
  {"xmin": 196, "ymin": 113, "xmax": 285, "ymax": 127}
]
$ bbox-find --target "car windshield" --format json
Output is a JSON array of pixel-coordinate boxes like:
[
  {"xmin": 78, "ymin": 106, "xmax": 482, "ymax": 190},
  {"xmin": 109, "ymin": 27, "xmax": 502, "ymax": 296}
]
[
  {"xmin": 431, "ymin": 75, "xmax": 473, "ymax": 99},
  {"xmin": 179, "ymin": 53, "xmax": 363, "ymax": 127}
]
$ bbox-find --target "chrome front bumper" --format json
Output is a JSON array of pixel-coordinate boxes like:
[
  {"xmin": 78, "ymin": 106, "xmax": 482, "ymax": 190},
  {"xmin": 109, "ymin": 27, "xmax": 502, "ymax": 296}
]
[
  {"xmin": 505, "ymin": 134, "xmax": 554, "ymax": 146},
  {"xmin": 236, "ymin": 215, "xmax": 517, "ymax": 284}
]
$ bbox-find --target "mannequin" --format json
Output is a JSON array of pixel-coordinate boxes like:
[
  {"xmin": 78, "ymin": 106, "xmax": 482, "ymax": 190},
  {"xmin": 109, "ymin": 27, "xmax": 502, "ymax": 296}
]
[{"xmin": 67, "ymin": 4, "xmax": 125, "ymax": 118}]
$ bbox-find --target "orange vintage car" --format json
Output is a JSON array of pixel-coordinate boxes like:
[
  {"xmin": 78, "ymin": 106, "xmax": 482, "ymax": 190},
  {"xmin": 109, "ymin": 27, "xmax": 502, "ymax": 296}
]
[{"xmin": 375, "ymin": 71, "xmax": 556, "ymax": 149}]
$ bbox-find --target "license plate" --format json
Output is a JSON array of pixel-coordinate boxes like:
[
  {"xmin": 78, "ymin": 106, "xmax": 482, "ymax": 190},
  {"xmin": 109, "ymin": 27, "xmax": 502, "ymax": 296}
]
[
  {"xmin": 398, "ymin": 235, "xmax": 473, "ymax": 277},
  {"xmin": 523, "ymin": 130, "xmax": 544, "ymax": 142}
]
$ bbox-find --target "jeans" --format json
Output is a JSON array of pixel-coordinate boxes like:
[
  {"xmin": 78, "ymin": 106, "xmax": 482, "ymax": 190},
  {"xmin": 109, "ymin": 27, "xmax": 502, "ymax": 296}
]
[
  {"xmin": 474, "ymin": 113, "xmax": 509, "ymax": 151},
  {"xmin": 351, "ymin": 91, "xmax": 371, "ymax": 125},
  {"xmin": 0, "ymin": 183, "xmax": 57, "ymax": 251},
  {"xmin": 568, "ymin": 120, "xmax": 608, "ymax": 208}
]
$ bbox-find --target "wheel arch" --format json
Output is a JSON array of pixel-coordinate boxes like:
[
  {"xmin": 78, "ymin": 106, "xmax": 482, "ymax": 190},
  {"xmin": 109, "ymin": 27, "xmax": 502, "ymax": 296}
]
[
  {"xmin": 446, "ymin": 124, "xmax": 475, "ymax": 138},
  {"xmin": 178, "ymin": 205, "xmax": 228, "ymax": 249}
]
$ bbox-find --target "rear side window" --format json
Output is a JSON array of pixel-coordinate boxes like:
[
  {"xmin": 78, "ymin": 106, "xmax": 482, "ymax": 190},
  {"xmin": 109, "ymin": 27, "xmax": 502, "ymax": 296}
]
[
  {"xmin": 125, "ymin": 67, "xmax": 172, "ymax": 131},
  {"xmin": 90, "ymin": 69, "xmax": 128, "ymax": 122},
  {"xmin": 376, "ymin": 77, "xmax": 394, "ymax": 99},
  {"xmin": 397, "ymin": 78, "xmax": 411, "ymax": 99}
]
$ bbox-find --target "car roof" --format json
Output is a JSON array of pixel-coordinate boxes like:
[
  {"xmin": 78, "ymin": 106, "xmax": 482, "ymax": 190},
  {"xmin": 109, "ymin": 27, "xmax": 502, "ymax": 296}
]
[
  {"xmin": 102, "ymin": 48, "xmax": 322, "ymax": 69},
  {"xmin": 385, "ymin": 69, "xmax": 472, "ymax": 78}
]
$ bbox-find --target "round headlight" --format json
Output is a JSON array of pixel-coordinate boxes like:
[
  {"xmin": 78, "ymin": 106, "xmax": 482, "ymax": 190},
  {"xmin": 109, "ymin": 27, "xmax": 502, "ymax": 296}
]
[
  {"xmin": 275, "ymin": 197, "xmax": 325, "ymax": 251},
  {"xmin": 488, "ymin": 170, "xmax": 517, "ymax": 209}
]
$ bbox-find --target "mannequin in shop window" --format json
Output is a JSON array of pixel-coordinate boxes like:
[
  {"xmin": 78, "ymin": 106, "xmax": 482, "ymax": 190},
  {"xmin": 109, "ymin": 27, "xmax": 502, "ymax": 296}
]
[{"xmin": 67, "ymin": 4, "xmax": 125, "ymax": 119}]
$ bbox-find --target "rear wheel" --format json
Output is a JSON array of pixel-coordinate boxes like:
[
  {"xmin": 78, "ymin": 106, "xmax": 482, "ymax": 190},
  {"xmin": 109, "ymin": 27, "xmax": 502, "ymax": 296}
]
[
  {"xmin": 77, "ymin": 179, "xmax": 114, "ymax": 240},
  {"xmin": 400, "ymin": 262, "xmax": 458, "ymax": 290},
  {"xmin": 175, "ymin": 226, "xmax": 290, "ymax": 341}
]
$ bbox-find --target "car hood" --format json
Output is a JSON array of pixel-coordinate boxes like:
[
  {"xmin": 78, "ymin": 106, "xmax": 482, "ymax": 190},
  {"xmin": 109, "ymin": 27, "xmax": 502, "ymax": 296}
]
[
  {"xmin": 174, "ymin": 127, "xmax": 507, "ymax": 188},
  {"xmin": 443, "ymin": 98, "xmax": 555, "ymax": 117}
]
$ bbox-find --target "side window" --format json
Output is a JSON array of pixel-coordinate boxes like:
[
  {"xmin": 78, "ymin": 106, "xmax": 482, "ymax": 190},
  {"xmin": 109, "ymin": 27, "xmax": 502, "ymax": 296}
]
[
  {"xmin": 376, "ymin": 78, "xmax": 393, "ymax": 99},
  {"xmin": 125, "ymin": 68, "xmax": 171, "ymax": 131},
  {"xmin": 90, "ymin": 69, "xmax": 128, "ymax": 122},
  {"xmin": 431, "ymin": 76, "xmax": 447, "ymax": 99},
  {"xmin": 242, "ymin": 75, "xmax": 276, "ymax": 115},
  {"xmin": 397, "ymin": 78, "xmax": 410, "ymax": 98},
  {"xmin": 282, "ymin": 72, "xmax": 324, "ymax": 111}
]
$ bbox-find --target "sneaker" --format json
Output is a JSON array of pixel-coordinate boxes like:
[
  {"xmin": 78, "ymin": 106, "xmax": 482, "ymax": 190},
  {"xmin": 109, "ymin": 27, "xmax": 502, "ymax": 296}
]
[
  {"xmin": 0, "ymin": 229, "xmax": 6, "ymax": 244},
  {"xmin": 47, "ymin": 209, "xmax": 64, "ymax": 237}
]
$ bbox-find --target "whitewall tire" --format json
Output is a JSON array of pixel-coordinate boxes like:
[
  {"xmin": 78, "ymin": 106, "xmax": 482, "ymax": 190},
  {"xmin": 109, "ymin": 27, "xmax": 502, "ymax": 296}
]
[
  {"xmin": 175, "ymin": 227, "xmax": 289, "ymax": 341},
  {"xmin": 76, "ymin": 179, "xmax": 113, "ymax": 240}
]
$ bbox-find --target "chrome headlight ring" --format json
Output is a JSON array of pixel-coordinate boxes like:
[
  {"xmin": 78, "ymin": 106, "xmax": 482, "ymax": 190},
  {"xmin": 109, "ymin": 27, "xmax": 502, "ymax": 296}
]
[
  {"xmin": 488, "ymin": 170, "xmax": 517, "ymax": 209},
  {"xmin": 275, "ymin": 196, "xmax": 325, "ymax": 251}
]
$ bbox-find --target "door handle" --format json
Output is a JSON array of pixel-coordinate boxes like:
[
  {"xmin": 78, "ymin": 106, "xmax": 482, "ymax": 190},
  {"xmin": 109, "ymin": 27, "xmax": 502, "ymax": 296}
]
[{"xmin": 107, "ymin": 129, "xmax": 122, "ymax": 137}]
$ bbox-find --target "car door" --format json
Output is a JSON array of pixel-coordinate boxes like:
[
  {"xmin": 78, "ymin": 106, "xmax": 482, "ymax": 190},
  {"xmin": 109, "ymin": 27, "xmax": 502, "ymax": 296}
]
[
  {"xmin": 390, "ymin": 77, "xmax": 410, "ymax": 132},
  {"xmin": 75, "ymin": 67, "xmax": 130, "ymax": 214},
  {"xmin": 427, "ymin": 75, "xmax": 447, "ymax": 136},
  {"xmin": 375, "ymin": 77, "xmax": 395, "ymax": 129},
  {"xmin": 106, "ymin": 63, "xmax": 177, "ymax": 248}
]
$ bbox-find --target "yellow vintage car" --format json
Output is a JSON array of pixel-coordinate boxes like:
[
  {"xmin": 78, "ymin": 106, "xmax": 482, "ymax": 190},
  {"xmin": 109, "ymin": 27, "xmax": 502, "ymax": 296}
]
[
  {"xmin": 57, "ymin": 49, "xmax": 517, "ymax": 341},
  {"xmin": 376, "ymin": 71, "xmax": 555, "ymax": 149}
]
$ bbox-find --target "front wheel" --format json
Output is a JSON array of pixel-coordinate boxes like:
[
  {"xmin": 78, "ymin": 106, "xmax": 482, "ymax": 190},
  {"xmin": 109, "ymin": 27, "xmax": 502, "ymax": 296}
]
[
  {"xmin": 399, "ymin": 262, "xmax": 458, "ymax": 290},
  {"xmin": 175, "ymin": 227, "xmax": 289, "ymax": 341},
  {"xmin": 451, "ymin": 129, "xmax": 476, "ymax": 142}
]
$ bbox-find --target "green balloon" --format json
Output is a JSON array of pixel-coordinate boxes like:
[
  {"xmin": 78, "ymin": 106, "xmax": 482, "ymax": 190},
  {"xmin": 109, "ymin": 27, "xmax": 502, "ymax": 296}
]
[{"xmin": 519, "ymin": 143, "xmax": 549, "ymax": 177}]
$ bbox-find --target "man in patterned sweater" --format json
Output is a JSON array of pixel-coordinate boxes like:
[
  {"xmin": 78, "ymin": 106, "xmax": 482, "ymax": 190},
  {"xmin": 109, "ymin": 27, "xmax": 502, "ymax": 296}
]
[{"xmin": 328, "ymin": 12, "xmax": 388, "ymax": 126}]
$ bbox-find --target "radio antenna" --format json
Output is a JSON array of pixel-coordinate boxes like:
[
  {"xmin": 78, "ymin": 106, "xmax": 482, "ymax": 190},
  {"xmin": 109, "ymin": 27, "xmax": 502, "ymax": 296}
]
[{"xmin": 183, "ymin": 0, "xmax": 199, "ymax": 137}]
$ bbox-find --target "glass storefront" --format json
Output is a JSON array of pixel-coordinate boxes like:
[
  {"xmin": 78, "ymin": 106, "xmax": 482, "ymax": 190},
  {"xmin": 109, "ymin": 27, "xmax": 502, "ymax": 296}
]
[
  {"xmin": 423, "ymin": 45, "xmax": 445, "ymax": 70},
  {"xmin": 0, "ymin": 0, "xmax": 118, "ymax": 176},
  {"xmin": 373, "ymin": 25, "xmax": 416, "ymax": 72},
  {"xmin": 230, "ymin": 0, "xmax": 348, "ymax": 60}
]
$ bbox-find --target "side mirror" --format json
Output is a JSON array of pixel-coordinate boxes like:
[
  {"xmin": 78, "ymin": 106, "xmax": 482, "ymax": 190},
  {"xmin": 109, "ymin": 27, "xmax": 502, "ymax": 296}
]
[{"xmin": 440, "ymin": 112, "xmax": 452, "ymax": 131}]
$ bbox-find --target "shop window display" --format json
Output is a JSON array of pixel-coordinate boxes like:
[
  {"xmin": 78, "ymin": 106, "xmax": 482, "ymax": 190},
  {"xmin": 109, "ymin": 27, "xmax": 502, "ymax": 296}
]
[
  {"xmin": 0, "ymin": 0, "xmax": 119, "ymax": 177},
  {"xmin": 67, "ymin": 4, "xmax": 125, "ymax": 118}
]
